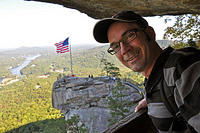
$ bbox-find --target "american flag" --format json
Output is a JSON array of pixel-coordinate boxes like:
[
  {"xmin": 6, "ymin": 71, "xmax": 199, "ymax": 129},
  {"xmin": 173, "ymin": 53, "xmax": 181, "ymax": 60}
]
[{"xmin": 55, "ymin": 37, "xmax": 70, "ymax": 53}]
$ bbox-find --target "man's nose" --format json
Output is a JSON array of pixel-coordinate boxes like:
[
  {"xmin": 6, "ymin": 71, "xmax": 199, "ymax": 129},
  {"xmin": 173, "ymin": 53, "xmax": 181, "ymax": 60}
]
[{"xmin": 120, "ymin": 42, "xmax": 130, "ymax": 55}]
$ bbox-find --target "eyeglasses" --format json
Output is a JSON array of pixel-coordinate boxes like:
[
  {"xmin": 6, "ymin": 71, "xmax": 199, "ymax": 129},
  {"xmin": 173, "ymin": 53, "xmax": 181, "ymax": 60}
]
[{"xmin": 107, "ymin": 29, "xmax": 144, "ymax": 55}]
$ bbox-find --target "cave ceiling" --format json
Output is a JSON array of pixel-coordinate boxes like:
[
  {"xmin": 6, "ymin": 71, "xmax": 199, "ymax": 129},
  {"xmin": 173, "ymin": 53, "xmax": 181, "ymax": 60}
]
[{"xmin": 27, "ymin": 0, "xmax": 200, "ymax": 19}]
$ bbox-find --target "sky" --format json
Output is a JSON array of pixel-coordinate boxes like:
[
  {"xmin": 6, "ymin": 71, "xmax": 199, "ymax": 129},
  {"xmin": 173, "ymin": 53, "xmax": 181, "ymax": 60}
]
[{"xmin": 0, "ymin": 0, "xmax": 175, "ymax": 49}]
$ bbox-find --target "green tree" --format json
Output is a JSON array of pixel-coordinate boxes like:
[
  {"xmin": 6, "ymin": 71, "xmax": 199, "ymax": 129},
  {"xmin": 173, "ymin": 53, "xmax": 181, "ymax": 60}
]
[
  {"xmin": 107, "ymin": 80, "xmax": 135, "ymax": 126},
  {"xmin": 164, "ymin": 14, "xmax": 200, "ymax": 48},
  {"xmin": 65, "ymin": 115, "xmax": 89, "ymax": 133},
  {"xmin": 101, "ymin": 59, "xmax": 121, "ymax": 77}
]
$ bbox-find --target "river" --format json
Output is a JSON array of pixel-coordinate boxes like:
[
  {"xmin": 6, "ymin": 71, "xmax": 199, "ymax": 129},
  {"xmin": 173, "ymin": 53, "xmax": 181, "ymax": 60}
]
[
  {"xmin": 0, "ymin": 54, "xmax": 41, "ymax": 84},
  {"xmin": 9, "ymin": 54, "xmax": 41, "ymax": 76}
]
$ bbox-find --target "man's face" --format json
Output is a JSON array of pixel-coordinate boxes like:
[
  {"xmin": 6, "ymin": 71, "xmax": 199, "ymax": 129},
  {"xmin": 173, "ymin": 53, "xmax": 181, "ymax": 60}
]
[{"xmin": 107, "ymin": 22, "xmax": 155, "ymax": 73}]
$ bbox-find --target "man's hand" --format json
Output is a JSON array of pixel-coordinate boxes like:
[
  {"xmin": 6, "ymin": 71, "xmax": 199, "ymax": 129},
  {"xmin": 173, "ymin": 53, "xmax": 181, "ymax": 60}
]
[{"xmin": 135, "ymin": 98, "xmax": 147, "ymax": 112}]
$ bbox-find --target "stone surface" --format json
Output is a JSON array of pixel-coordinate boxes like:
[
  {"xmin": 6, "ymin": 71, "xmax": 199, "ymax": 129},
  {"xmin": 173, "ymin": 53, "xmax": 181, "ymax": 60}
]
[
  {"xmin": 28, "ymin": 0, "xmax": 200, "ymax": 19},
  {"xmin": 66, "ymin": 107, "xmax": 111, "ymax": 133},
  {"xmin": 52, "ymin": 76, "xmax": 143, "ymax": 133}
]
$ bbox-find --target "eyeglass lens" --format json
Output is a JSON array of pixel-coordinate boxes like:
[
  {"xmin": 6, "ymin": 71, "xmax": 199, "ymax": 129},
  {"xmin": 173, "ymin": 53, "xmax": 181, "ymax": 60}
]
[{"xmin": 108, "ymin": 30, "xmax": 137, "ymax": 55}]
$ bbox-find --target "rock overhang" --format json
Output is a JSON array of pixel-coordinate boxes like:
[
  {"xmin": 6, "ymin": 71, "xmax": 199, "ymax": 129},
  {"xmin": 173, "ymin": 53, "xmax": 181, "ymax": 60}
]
[{"xmin": 26, "ymin": 0, "xmax": 200, "ymax": 19}]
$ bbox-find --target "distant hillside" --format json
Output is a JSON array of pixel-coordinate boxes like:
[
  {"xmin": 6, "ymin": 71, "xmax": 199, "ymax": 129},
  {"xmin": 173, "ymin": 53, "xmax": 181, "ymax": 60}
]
[
  {"xmin": 0, "ymin": 46, "xmax": 55, "ymax": 57},
  {"xmin": 0, "ymin": 44, "xmax": 143, "ymax": 84},
  {"xmin": 18, "ymin": 44, "xmax": 127, "ymax": 77},
  {"xmin": 0, "ymin": 44, "xmax": 124, "ymax": 76},
  {"xmin": 71, "ymin": 43, "xmax": 103, "ymax": 51},
  {"xmin": 0, "ymin": 44, "xmax": 100, "ymax": 55}
]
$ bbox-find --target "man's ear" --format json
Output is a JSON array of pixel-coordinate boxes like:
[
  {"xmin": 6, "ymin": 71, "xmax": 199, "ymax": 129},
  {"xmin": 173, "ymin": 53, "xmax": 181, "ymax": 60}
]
[{"xmin": 145, "ymin": 26, "xmax": 156, "ymax": 41}]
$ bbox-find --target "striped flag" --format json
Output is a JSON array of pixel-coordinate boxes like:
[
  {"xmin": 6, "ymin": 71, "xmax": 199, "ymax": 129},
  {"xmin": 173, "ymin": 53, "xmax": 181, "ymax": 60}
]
[{"xmin": 55, "ymin": 37, "xmax": 70, "ymax": 53}]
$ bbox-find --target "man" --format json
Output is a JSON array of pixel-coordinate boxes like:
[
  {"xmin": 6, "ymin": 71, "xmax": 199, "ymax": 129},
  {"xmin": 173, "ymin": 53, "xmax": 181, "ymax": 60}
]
[{"xmin": 93, "ymin": 11, "xmax": 200, "ymax": 132}]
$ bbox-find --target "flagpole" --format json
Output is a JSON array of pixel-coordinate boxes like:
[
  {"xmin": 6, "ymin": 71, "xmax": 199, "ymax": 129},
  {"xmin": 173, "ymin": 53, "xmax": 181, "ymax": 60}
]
[
  {"xmin": 55, "ymin": 37, "xmax": 73, "ymax": 76},
  {"xmin": 69, "ymin": 43, "xmax": 73, "ymax": 76}
]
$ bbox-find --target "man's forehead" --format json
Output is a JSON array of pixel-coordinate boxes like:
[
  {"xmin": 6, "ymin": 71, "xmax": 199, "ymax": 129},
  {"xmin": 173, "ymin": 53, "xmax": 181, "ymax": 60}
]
[
  {"xmin": 108, "ymin": 22, "xmax": 139, "ymax": 37},
  {"xmin": 108, "ymin": 22, "xmax": 138, "ymax": 40}
]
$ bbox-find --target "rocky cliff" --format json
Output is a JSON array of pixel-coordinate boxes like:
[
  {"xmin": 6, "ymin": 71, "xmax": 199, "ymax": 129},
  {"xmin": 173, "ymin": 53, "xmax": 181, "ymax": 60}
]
[{"xmin": 52, "ymin": 76, "xmax": 143, "ymax": 133}]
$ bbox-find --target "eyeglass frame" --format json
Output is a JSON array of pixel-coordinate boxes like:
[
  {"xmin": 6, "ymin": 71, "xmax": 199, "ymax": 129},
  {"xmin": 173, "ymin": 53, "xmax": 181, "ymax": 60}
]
[{"xmin": 107, "ymin": 28, "xmax": 145, "ymax": 55}]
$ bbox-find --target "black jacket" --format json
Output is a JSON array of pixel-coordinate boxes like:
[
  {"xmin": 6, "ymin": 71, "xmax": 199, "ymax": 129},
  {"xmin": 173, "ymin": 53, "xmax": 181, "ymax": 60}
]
[{"xmin": 145, "ymin": 47, "xmax": 200, "ymax": 132}]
